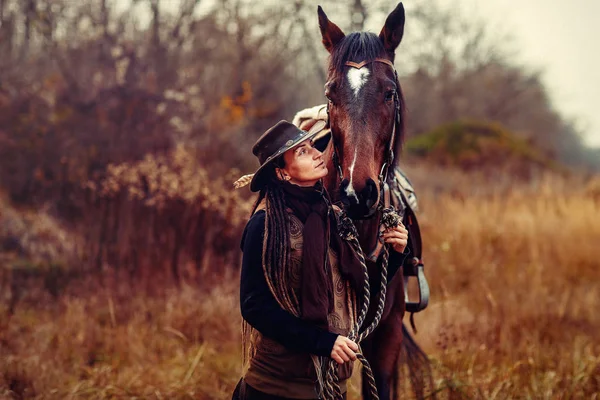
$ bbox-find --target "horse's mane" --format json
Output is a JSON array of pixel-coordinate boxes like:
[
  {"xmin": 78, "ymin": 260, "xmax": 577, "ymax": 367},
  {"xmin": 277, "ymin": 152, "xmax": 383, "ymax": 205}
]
[
  {"xmin": 328, "ymin": 32, "xmax": 406, "ymax": 168},
  {"xmin": 330, "ymin": 32, "xmax": 384, "ymax": 77}
]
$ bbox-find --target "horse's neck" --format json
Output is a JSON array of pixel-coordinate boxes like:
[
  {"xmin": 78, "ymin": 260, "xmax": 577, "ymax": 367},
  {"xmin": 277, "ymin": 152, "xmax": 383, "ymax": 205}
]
[{"xmin": 323, "ymin": 139, "xmax": 380, "ymax": 256}]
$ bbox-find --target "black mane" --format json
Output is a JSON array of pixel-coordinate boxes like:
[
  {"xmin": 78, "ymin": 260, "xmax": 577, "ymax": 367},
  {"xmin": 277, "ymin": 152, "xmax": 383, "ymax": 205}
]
[{"xmin": 330, "ymin": 32, "xmax": 385, "ymax": 76}]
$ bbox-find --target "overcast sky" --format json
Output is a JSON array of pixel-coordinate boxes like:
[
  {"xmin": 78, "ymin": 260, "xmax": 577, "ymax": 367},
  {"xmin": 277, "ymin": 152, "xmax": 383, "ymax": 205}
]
[
  {"xmin": 448, "ymin": 0, "xmax": 600, "ymax": 148},
  {"xmin": 330, "ymin": 0, "xmax": 600, "ymax": 148},
  {"xmin": 128, "ymin": 0, "xmax": 600, "ymax": 149}
]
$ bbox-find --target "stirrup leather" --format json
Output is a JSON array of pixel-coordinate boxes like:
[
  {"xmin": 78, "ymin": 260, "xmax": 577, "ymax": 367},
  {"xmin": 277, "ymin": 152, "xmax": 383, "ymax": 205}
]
[
  {"xmin": 403, "ymin": 257, "xmax": 430, "ymax": 313},
  {"xmin": 390, "ymin": 167, "xmax": 430, "ymax": 313}
]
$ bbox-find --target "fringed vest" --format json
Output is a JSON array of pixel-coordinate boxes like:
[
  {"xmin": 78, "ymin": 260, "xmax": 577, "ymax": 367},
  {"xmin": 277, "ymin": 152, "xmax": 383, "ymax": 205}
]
[{"xmin": 245, "ymin": 206, "xmax": 358, "ymax": 399}]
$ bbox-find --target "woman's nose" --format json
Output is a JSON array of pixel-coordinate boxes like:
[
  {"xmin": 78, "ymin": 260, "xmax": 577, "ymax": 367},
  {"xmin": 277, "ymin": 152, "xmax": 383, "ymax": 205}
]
[{"xmin": 312, "ymin": 148, "xmax": 323, "ymax": 159}]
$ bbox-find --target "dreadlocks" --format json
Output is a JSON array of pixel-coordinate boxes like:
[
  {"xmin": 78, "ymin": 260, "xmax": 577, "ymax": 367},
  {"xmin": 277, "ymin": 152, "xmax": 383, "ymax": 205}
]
[
  {"xmin": 248, "ymin": 159, "xmax": 300, "ymax": 315},
  {"xmin": 263, "ymin": 183, "xmax": 301, "ymax": 314},
  {"xmin": 243, "ymin": 164, "xmax": 302, "ymax": 372}
]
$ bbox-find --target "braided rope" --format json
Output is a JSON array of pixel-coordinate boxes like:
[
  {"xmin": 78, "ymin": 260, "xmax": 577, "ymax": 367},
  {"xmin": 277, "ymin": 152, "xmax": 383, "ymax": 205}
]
[{"xmin": 322, "ymin": 206, "xmax": 401, "ymax": 400}]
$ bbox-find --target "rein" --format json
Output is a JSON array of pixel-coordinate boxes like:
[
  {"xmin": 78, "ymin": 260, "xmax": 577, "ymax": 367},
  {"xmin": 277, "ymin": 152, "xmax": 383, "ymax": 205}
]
[{"xmin": 323, "ymin": 206, "xmax": 401, "ymax": 400}]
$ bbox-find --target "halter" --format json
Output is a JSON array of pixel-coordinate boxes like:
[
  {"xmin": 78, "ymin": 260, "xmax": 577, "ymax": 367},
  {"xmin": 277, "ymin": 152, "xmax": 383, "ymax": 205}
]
[{"xmin": 326, "ymin": 57, "xmax": 402, "ymax": 213}]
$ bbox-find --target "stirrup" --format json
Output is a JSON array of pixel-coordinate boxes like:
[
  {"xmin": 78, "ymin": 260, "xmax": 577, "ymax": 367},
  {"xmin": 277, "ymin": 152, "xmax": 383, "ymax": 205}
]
[{"xmin": 404, "ymin": 257, "xmax": 430, "ymax": 313}]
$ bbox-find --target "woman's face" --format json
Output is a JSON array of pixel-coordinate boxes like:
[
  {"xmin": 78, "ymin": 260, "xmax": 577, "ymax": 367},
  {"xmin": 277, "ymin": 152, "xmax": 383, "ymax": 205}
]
[{"xmin": 278, "ymin": 139, "xmax": 328, "ymax": 187}]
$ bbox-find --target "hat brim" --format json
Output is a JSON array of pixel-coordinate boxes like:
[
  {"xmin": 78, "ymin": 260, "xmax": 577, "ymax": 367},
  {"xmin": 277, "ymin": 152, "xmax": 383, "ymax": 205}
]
[{"xmin": 249, "ymin": 120, "xmax": 327, "ymax": 192}]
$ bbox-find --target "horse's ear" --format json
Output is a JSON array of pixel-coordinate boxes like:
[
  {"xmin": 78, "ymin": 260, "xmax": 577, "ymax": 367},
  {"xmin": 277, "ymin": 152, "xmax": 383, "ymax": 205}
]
[
  {"xmin": 318, "ymin": 5, "xmax": 345, "ymax": 53},
  {"xmin": 379, "ymin": 2, "xmax": 405, "ymax": 54}
]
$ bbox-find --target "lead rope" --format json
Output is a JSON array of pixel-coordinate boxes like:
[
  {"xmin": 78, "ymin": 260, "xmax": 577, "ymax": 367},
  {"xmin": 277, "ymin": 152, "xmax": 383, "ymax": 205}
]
[{"xmin": 322, "ymin": 206, "xmax": 402, "ymax": 400}]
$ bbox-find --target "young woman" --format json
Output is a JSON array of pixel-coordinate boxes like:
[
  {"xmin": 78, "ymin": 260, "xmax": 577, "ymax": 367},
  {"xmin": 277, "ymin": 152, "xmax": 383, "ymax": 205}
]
[{"xmin": 233, "ymin": 120, "xmax": 409, "ymax": 400}]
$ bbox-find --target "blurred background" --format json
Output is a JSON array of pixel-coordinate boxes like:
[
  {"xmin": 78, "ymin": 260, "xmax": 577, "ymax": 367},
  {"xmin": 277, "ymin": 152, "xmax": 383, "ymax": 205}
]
[{"xmin": 0, "ymin": 0, "xmax": 598, "ymax": 398}]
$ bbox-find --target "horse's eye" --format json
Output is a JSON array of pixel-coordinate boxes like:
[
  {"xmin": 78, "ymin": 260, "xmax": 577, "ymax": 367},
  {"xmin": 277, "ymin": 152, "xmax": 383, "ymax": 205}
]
[
  {"xmin": 325, "ymin": 81, "xmax": 336, "ymax": 105},
  {"xmin": 325, "ymin": 93, "xmax": 335, "ymax": 106},
  {"xmin": 385, "ymin": 90, "xmax": 396, "ymax": 103}
]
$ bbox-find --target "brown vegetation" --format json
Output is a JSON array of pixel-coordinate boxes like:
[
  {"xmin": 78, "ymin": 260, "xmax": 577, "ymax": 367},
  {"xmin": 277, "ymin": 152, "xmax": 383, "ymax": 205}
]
[
  {"xmin": 2, "ymin": 169, "xmax": 599, "ymax": 399},
  {"xmin": 1, "ymin": 0, "xmax": 600, "ymax": 399}
]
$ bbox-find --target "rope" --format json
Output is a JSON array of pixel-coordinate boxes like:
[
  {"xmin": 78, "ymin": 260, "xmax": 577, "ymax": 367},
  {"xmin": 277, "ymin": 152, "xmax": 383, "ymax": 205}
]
[{"xmin": 322, "ymin": 206, "xmax": 401, "ymax": 400}]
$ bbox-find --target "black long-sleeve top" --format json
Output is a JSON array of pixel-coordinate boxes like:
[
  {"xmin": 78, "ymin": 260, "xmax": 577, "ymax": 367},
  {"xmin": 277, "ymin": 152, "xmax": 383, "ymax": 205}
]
[{"xmin": 239, "ymin": 210, "xmax": 409, "ymax": 358}]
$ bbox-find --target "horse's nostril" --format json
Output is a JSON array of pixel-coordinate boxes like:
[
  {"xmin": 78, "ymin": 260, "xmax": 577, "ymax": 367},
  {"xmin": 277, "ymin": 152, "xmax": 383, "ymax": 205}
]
[
  {"xmin": 340, "ymin": 178, "xmax": 360, "ymax": 206},
  {"xmin": 363, "ymin": 178, "xmax": 379, "ymax": 209},
  {"xmin": 367, "ymin": 178, "xmax": 378, "ymax": 197},
  {"xmin": 365, "ymin": 197, "xmax": 376, "ymax": 210}
]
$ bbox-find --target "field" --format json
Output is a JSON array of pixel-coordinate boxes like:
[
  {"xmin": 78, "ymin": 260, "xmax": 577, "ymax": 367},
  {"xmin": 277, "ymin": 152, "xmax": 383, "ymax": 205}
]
[{"xmin": 1, "ymin": 170, "xmax": 599, "ymax": 399}]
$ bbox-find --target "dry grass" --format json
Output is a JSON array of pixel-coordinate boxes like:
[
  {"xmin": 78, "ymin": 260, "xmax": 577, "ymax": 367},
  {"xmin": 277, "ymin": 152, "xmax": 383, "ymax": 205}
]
[
  {"xmin": 409, "ymin": 177, "xmax": 600, "ymax": 399},
  {"xmin": 1, "ymin": 174, "xmax": 599, "ymax": 399},
  {"xmin": 0, "ymin": 283, "xmax": 243, "ymax": 399}
]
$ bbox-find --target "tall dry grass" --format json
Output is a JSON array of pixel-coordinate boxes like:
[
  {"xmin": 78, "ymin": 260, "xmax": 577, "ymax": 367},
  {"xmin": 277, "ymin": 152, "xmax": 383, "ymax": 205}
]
[
  {"xmin": 1, "ymin": 174, "xmax": 599, "ymax": 399},
  {"xmin": 410, "ymin": 176, "xmax": 600, "ymax": 399}
]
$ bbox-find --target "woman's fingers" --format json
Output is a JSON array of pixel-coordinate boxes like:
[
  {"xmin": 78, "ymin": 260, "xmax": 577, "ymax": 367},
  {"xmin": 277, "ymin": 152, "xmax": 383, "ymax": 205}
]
[
  {"xmin": 341, "ymin": 350, "xmax": 351, "ymax": 362},
  {"xmin": 381, "ymin": 226, "xmax": 408, "ymax": 252},
  {"xmin": 381, "ymin": 232, "xmax": 408, "ymax": 242},
  {"xmin": 332, "ymin": 352, "xmax": 344, "ymax": 364},
  {"xmin": 344, "ymin": 338, "xmax": 359, "ymax": 352},
  {"xmin": 332, "ymin": 348, "xmax": 350, "ymax": 364},
  {"xmin": 381, "ymin": 225, "xmax": 407, "ymax": 235},
  {"xmin": 342, "ymin": 345, "xmax": 357, "ymax": 361},
  {"xmin": 379, "ymin": 222, "xmax": 404, "ymax": 232},
  {"xmin": 382, "ymin": 231, "xmax": 408, "ymax": 239},
  {"xmin": 385, "ymin": 238, "xmax": 407, "ymax": 245},
  {"xmin": 331, "ymin": 336, "xmax": 358, "ymax": 364}
]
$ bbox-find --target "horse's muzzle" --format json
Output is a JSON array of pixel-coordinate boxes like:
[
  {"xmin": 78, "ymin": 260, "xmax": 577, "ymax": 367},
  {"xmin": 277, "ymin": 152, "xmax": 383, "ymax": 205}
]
[{"xmin": 339, "ymin": 178, "xmax": 379, "ymax": 219}]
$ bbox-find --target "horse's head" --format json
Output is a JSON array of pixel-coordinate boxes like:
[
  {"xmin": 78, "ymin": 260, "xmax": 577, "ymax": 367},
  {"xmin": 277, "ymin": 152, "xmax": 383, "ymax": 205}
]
[{"xmin": 318, "ymin": 3, "xmax": 405, "ymax": 219}]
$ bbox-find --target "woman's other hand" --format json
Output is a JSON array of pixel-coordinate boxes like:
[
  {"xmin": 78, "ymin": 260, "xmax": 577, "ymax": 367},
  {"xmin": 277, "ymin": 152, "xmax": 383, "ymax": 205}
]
[
  {"xmin": 381, "ymin": 222, "xmax": 408, "ymax": 254},
  {"xmin": 330, "ymin": 336, "xmax": 358, "ymax": 364}
]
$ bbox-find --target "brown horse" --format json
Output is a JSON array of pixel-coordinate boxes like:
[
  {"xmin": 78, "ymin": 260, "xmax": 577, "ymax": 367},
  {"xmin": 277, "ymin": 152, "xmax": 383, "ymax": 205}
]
[{"xmin": 313, "ymin": 3, "xmax": 432, "ymax": 400}]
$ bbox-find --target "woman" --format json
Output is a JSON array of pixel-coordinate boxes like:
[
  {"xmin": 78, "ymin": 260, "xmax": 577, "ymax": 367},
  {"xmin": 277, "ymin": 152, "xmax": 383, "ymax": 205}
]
[{"xmin": 233, "ymin": 120, "xmax": 409, "ymax": 400}]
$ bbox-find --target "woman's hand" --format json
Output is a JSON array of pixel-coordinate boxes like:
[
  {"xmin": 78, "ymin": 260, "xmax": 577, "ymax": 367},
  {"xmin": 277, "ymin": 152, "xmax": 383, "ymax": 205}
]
[
  {"xmin": 381, "ymin": 222, "xmax": 409, "ymax": 254},
  {"xmin": 331, "ymin": 336, "xmax": 358, "ymax": 364}
]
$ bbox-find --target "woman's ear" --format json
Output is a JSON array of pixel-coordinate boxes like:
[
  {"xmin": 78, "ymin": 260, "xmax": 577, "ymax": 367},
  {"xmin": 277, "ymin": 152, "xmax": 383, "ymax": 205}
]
[{"xmin": 275, "ymin": 168, "xmax": 290, "ymax": 181}]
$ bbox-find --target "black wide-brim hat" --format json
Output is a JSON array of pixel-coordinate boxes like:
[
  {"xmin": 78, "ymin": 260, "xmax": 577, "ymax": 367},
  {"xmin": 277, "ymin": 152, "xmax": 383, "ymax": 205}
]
[{"xmin": 248, "ymin": 119, "xmax": 326, "ymax": 192}]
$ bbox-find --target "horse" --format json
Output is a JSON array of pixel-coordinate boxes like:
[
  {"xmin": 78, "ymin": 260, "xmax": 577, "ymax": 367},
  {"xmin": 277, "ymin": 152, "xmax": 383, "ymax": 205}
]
[{"xmin": 299, "ymin": 3, "xmax": 433, "ymax": 399}]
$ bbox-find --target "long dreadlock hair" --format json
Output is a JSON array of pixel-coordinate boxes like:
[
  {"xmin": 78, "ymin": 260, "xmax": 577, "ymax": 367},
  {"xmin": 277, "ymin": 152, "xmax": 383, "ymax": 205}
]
[
  {"xmin": 257, "ymin": 175, "xmax": 300, "ymax": 314},
  {"xmin": 242, "ymin": 159, "xmax": 302, "ymax": 368}
]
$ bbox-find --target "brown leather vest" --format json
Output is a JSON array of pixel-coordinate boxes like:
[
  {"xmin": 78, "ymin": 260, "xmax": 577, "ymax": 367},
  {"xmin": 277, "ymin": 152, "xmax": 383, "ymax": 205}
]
[{"xmin": 245, "ymin": 206, "xmax": 357, "ymax": 399}]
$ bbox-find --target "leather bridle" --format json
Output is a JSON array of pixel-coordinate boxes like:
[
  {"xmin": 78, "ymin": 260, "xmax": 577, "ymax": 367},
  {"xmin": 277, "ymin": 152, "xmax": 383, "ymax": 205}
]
[{"xmin": 326, "ymin": 57, "xmax": 402, "ymax": 216}]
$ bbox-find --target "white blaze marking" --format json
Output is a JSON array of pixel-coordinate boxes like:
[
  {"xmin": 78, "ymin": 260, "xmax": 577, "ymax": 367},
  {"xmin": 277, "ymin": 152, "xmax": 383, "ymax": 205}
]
[
  {"xmin": 345, "ymin": 150, "xmax": 359, "ymax": 202},
  {"xmin": 347, "ymin": 67, "xmax": 370, "ymax": 98}
]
